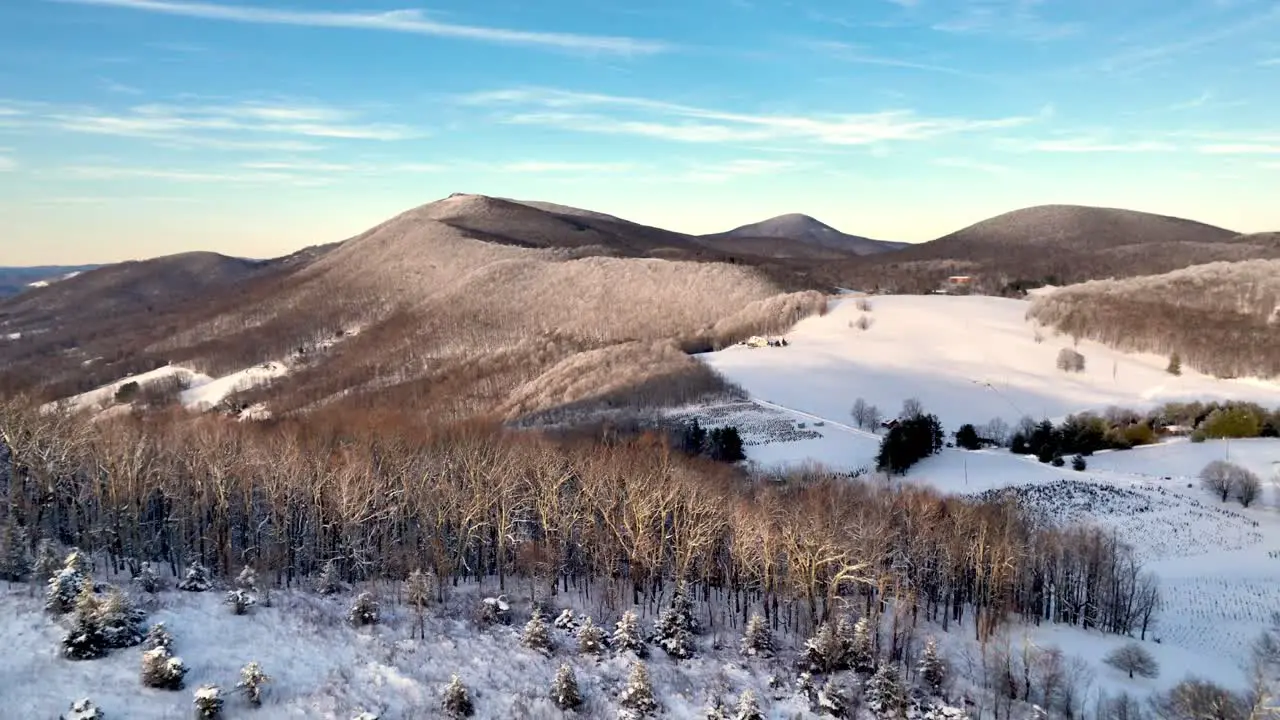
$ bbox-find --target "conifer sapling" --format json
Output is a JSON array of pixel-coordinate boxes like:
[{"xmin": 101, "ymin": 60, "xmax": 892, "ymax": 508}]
[
  {"xmin": 442, "ymin": 674, "xmax": 474, "ymax": 718},
  {"xmin": 550, "ymin": 663, "xmax": 583, "ymax": 710}
]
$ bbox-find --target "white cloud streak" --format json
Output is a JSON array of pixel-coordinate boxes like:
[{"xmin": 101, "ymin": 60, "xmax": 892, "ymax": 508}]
[
  {"xmin": 463, "ymin": 87, "xmax": 1037, "ymax": 147},
  {"xmin": 932, "ymin": 156, "xmax": 1014, "ymax": 174},
  {"xmin": 53, "ymin": 0, "xmax": 668, "ymax": 55},
  {"xmin": 0, "ymin": 155, "xmax": 16, "ymax": 171}
]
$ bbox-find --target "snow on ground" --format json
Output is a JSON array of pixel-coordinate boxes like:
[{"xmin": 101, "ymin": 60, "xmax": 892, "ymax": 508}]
[
  {"xmin": 55, "ymin": 365, "xmax": 215, "ymax": 413},
  {"xmin": 701, "ymin": 295, "xmax": 1280, "ymax": 433},
  {"xmin": 180, "ymin": 361, "xmax": 290, "ymax": 412}
]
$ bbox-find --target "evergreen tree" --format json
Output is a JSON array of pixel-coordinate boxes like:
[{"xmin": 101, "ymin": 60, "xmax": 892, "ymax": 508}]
[
  {"xmin": 654, "ymin": 584, "xmax": 697, "ymax": 659},
  {"xmin": 618, "ymin": 661, "xmax": 658, "ymax": 717},
  {"xmin": 954, "ymin": 424, "xmax": 982, "ymax": 451},
  {"xmin": 849, "ymin": 617, "xmax": 876, "ymax": 673},
  {"xmin": 1071, "ymin": 454, "xmax": 1087, "ymax": 471},
  {"xmin": 919, "ymin": 637, "xmax": 946, "ymax": 696},
  {"xmin": 133, "ymin": 561, "xmax": 161, "ymax": 593},
  {"xmin": 142, "ymin": 622, "xmax": 175, "ymax": 651},
  {"xmin": 140, "ymin": 647, "xmax": 188, "ymax": 690},
  {"xmin": 235, "ymin": 565, "xmax": 258, "ymax": 592},
  {"xmin": 46, "ymin": 551, "xmax": 89, "ymax": 614},
  {"xmin": 60, "ymin": 698, "xmax": 105, "ymax": 720},
  {"xmin": 817, "ymin": 679, "xmax": 848, "ymax": 718},
  {"xmin": 577, "ymin": 616, "xmax": 606, "ymax": 655},
  {"xmin": 442, "ymin": 675, "xmax": 474, "ymax": 718},
  {"xmin": 613, "ymin": 610, "xmax": 648, "ymax": 657},
  {"xmin": 865, "ymin": 664, "xmax": 907, "ymax": 718},
  {"xmin": 740, "ymin": 613, "xmax": 774, "ymax": 658},
  {"xmin": 192, "ymin": 685, "xmax": 223, "ymax": 719},
  {"xmin": 315, "ymin": 559, "xmax": 343, "ymax": 595},
  {"xmin": 236, "ymin": 662, "xmax": 271, "ymax": 707},
  {"xmin": 177, "ymin": 561, "xmax": 211, "ymax": 592},
  {"xmin": 348, "ymin": 592, "xmax": 380, "ymax": 626},
  {"xmin": 0, "ymin": 519, "xmax": 30, "ymax": 582},
  {"xmin": 225, "ymin": 589, "xmax": 256, "ymax": 615},
  {"xmin": 549, "ymin": 663, "xmax": 583, "ymax": 710},
  {"xmin": 522, "ymin": 609, "xmax": 553, "ymax": 653},
  {"xmin": 1166, "ymin": 353, "xmax": 1182, "ymax": 376},
  {"xmin": 708, "ymin": 426, "xmax": 746, "ymax": 462},
  {"xmin": 97, "ymin": 586, "xmax": 145, "ymax": 648},
  {"xmin": 734, "ymin": 689, "xmax": 764, "ymax": 720},
  {"xmin": 32, "ymin": 538, "xmax": 61, "ymax": 582},
  {"xmin": 405, "ymin": 568, "xmax": 433, "ymax": 608},
  {"xmin": 835, "ymin": 614, "xmax": 857, "ymax": 664},
  {"xmin": 876, "ymin": 413, "xmax": 945, "ymax": 475},
  {"xmin": 553, "ymin": 608, "xmax": 579, "ymax": 631},
  {"xmin": 704, "ymin": 696, "xmax": 730, "ymax": 719},
  {"xmin": 61, "ymin": 582, "xmax": 107, "ymax": 660},
  {"xmin": 805, "ymin": 622, "xmax": 848, "ymax": 673}
]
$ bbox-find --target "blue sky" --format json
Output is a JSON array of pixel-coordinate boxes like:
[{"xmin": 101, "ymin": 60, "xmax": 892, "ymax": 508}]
[{"xmin": 1, "ymin": 0, "xmax": 1279, "ymax": 263}]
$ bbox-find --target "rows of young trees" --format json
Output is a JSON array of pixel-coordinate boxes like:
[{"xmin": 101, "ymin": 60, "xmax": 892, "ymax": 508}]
[{"xmin": 0, "ymin": 396, "xmax": 1156, "ymax": 646}]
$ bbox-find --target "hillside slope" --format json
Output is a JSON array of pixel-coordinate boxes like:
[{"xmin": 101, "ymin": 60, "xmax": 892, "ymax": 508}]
[
  {"xmin": 701, "ymin": 213, "xmax": 906, "ymax": 258},
  {"xmin": 1027, "ymin": 259, "xmax": 1280, "ymax": 378},
  {"xmin": 0, "ymin": 265, "xmax": 100, "ymax": 298},
  {"xmin": 836, "ymin": 205, "xmax": 1279, "ymax": 293}
]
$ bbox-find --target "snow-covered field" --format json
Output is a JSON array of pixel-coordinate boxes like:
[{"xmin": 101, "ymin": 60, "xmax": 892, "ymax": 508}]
[{"xmin": 673, "ymin": 294, "xmax": 1280, "ymax": 698}]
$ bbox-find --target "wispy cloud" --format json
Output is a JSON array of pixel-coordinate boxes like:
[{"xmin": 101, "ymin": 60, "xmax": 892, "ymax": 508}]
[
  {"xmin": 59, "ymin": 164, "xmax": 331, "ymax": 185},
  {"xmin": 53, "ymin": 0, "xmax": 669, "ymax": 55},
  {"xmin": 1198, "ymin": 143, "xmax": 1280, "ymax": 154},
  {"xmin": 803, "ymin": 40, "xmax": 990, "ymax": 79},
  {"xmin": 1260, "ymin": 57, "xmax": 1280, "ymax": 66},
  {"xmin": 932, "ymin": 156, "xmax": 1014, "ymax": 174},
  {"xmin": 492, "ymin": 160, "xmax": 637, "ymax": 173},
  {"xmin": 101, "ymin": 79, "xmax": 144, "ymax": 95},
  {"xmin": 931, "ymin": 0, "xmax": 1081, "ymax": 41},
  {"xmin": 1169, "ymin": 91, "xmax": 1213, "ymax": 110},
  {"xmin": 671, "ymin": 158, "xmax": 800, "ymax": 183},
  {"xmin": 1006, "ymin": 136, "xmax": 1177, "ymax": 153},
  {"xmin": 462, "ymin": 87, "xmax": 1038, "ymax": 147},
  {"xmin": 1095, "ymin": 5, "xmax": 1280, "ymax": 74},
  {"xmin": 0, "ymin": 154, "xmax": 16, "ymax": 171}
]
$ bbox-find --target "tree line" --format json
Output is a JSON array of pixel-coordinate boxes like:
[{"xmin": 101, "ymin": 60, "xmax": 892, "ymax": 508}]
[{"xmin": 0, "ymin": 397, "xmax": 1157, "ymax": 646}]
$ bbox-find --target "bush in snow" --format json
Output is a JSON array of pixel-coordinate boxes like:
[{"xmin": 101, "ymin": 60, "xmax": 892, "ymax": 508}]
[
  {"xmin": 177, "ymin": 561, "xmax": 211, "ymax": 592},
  {"xmin": 193, "ymin": 684, "xmax": 224, "ymax": 719},
  {"xmin": 865, "ymin": 664, "xmax": 907, "ymax": 718},
  {"xmin": 235, "ymin": 565, "xmax": 259, "ymax": 592},
  {"xmin": 46, "ymin": 550, "xmax": 90, "ymax": 614},
  {"xmin": 60, "ymin": 698, "xmax": 105, "ymax": 720},
  {"xmin": 806, "ymin": 622, "xmax": 848, "ymax": 673},
  {"xmin": 618, "ymin": 661, "xmax": 659, "ymax": 718},
  {"xmin": 734, "ymin": 689, "xmax": 764, "ymax": 720},
  {"xmin": 474, "ymin": 595, "xmax": 510, "ymax": 627},
  {"xmin": 704, "ymin": 696, "xmax": 730, "ymax": 719},
  {"xmin": 236, "ymin": 661, "xmax": 271, "ymax": 707},
  {"xmin": 0, "ymin": 519, "xmax": 30, "ymax": 582},
  {"xmin": 553, "ymin": 608, "xmax": 579, "ymax": 631},
  {"xmin": 405, "ymin": 568, "xmax": 434, "ymax": 608},
  {"xmin": 1056, "ymin": 348, "xmax": 1085, "ymax": 373},
  {"xmin": 32, "ymin": 538, "xmax": 61, "ymax": 583},
  {"xmin": 1072, "ymin": 454, "xmax": 1088, "ymax": 471},
  {"xmin": 133, "ymin": 561, "xmax": 163, "ymax": 593},
  {"xmin": 550, "ymin": 663, "xmax": 583, "ymax": 710},
  {"xmin": 521, "ymin": 609, "xmax": 554, "ymax": 653},
  {"xmin": 142, "ymin": 622, "xmax": 175, "ymax": 651},
  {"xmin": 919, "ymin": 636, "xmax": 947, "ymax": 696},
  {"xmin": 442, "ymin": 674, "xmax": 474, "ymax": 718},
  {"xmin": 1104, "ymin": 642, "xmax": 1159, "ymax": 680},
  {"xmin": 140, "ymin": 647, "xmax": 189, "ymax": 690},
  {"xmin": 225, "ymin": 589, "xmax": 256, "ymax": 615},
  {"xmin": 613, "ymin": 610, "xmax": 648, "ymax": 658},
  {"xmin": 795, "ymin": 672, "xmax": 817, "ymax": 706},
  {"xmin": 316, "ymin": 559, "xmax": 344, "ymax": 595},
  {"xmin": 353, "ymin": 713, "xmax": 380, "ymax": 720},
  {"xmin": 740, "ymin": 613, "xmax": 774, "ymax": 658},
  {"xmin": 62, "ymin": 583, "xmax": 108, "ymax": 660},
  {"xmin": 97, "ymin": 586, "xmax": 146, "ymax": 648},
  {"xmin": 921, "ymin": 702, "xmax": 971, "ymax": 720},
  {"xmin": 577, "ymin": 616, "xmax": 606, "ymax": 655},
  {"xmin": 348, "ymin": 592, "xmax": 380, "ymax": 627}
]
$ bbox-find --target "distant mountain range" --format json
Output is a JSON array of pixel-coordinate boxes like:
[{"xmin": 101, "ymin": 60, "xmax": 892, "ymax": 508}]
[
  {"xmin": 0, "ymin": 265, "xmax": 100, "ymax": 299},
  {"xmin": 3, "ymin": 194, "xmax": 1276, "ymax": 420}
]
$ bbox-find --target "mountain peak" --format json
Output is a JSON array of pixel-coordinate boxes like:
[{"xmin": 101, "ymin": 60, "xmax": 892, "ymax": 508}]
[{"xmin": 706, "ymin": 213, "xmax": 905, "ymax": 257}]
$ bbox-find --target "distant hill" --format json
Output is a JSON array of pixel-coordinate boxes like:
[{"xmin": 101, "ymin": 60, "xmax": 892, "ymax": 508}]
[
  {"xmin": 0, "ymin": 265, "xmax": 100, "ymax": 298},
  {"xmin": 700, "ymin": 213, "xmax": 906, "ymax": 258},
  {"xmin": 835, "ymin": 204, "xmax": 1280, "ymax": 294}
]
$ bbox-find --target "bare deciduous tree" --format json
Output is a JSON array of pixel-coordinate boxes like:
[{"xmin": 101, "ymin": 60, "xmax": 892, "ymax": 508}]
[{"xmin": 1104, "ymin": 642, "xmax": 1159, "ymax": 680}]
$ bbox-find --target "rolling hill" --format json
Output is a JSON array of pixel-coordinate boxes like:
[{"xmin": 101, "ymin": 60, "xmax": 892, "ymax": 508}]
[
  {"xmin": 0, "ymin": 265, "xmax": 100, "ymax": 299},
  {"xmin": 700, "ymin": 213, "xmax": 906, "ymax": 258}
]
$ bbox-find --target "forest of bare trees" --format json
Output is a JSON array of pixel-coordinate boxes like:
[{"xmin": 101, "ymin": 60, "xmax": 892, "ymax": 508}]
[{"xmin": 0, "ymin": 397, "xmax": 1157, "ymax": 647}]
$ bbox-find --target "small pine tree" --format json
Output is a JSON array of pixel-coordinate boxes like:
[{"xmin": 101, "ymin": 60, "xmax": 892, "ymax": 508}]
[
  {"xmin": 618, "ymin": 661, "xmax": 659, "ymax": 717},
  {"xmin": 850, "ymin": 617, "xmax": 876, "ymax": 673},
  {"xmin": 141, "ymin": 647, "xmax": 188, "ymax": 690},
  {"xmin": 236, "ymin": 662, "xmax": 271, "ymax": 707},
  {"xmin": 818, "ymin": 678, "xmax": 848, "ymax": 717},
  {"xmin": 235, "ymin": 565, "xmax": 258, "ymax": 592},
  {"xmin": 97, "ymin": 586, "xmax": 145, "ymax": 648},
  {"xmin": 142, "ymin": 622, "xmax": 174, "ymax": 651},
  {"xmin": 442, "ymin": 674, "xmax": 474, "ymax": 718},
  {"xmin": 32, "ymin": 539, "xmax": 61, "ymax": 583},
  {"xmin": 1071, "ymin": 454, "xmax": 1087, "ymax": 471},
  {"xmin": 577, "ymin": 616, "xmax": 606, "ymax": 655},
  {"xmin": 613, "ymin": 609, "xmax": 648, "ymax": 657},
  {"xmin": 919, "ymin": 637, "xmax": 946, "ymax": 696},
  {"xmin": 553, "ymin": 608, "xmax": 579, "ymax": 631},
  {"xmin": 654, "ymin": 585, "xmax": 697, "ymax": 659},
  {"xmin": 0, "ymin": 519, "xmax": 30, "ymax": 582},
  {"xmin": 865, "ymin": 664, "xmax": 907, "ymax": 718},
  {"xmin": 46, "ymin": 552, "xmax": 89, "ymax": 614},
  {"xmin": 225, "ymin": 589, "xmax": 256, "ymax": 615},
  {"xmin": 740, "ymin": 613, "xmax": 774, "ymax": 658},
  {"xmin": 734, "ymin": 689, "xmax": 764, "ymax": 720},
  {"xmin": 705, "ymin": 696, "xmax": 730, "ymax": 719},
  {"xmin": 192, "ymin": 685, "xmax": 223, "ymax": 719},
  {"xmin": 133, "ymin": 561, "xmax": 162, "ymax": 593},
  {"xmin": 177, "ymin": 561, "xmax": 211, "ymax": 592},
  {"xmin": 550, "ymin": 663, "xmax": 583, "ymax": 710},
  {"xmin": 316, "ymin": 559, "xmax": 343, "ymax": 595},
  {"xmin": 521, "ymin": 609, "xmax": 553, "ymax": 653},
  {"xmin": 62, "ymin": 582, "xmax": 107, "ymax": 660},
  {"xmin": 1166, "ymin": 353, "xmax": 1182, "ymax": 376},
  {"xmin": 805, "ymin": 622, "xmax": 848, "ymax": 673},
  {"xmin": 61, "ymin": 698, "xmax": 105, "ymax": 720},
  {"xmin": 405, "ymin": 568, "xmax": 433, "ymax": 608},
  {"xmin": 348, "ymin": 592, "xmax": 380, "ymax": 627}
]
